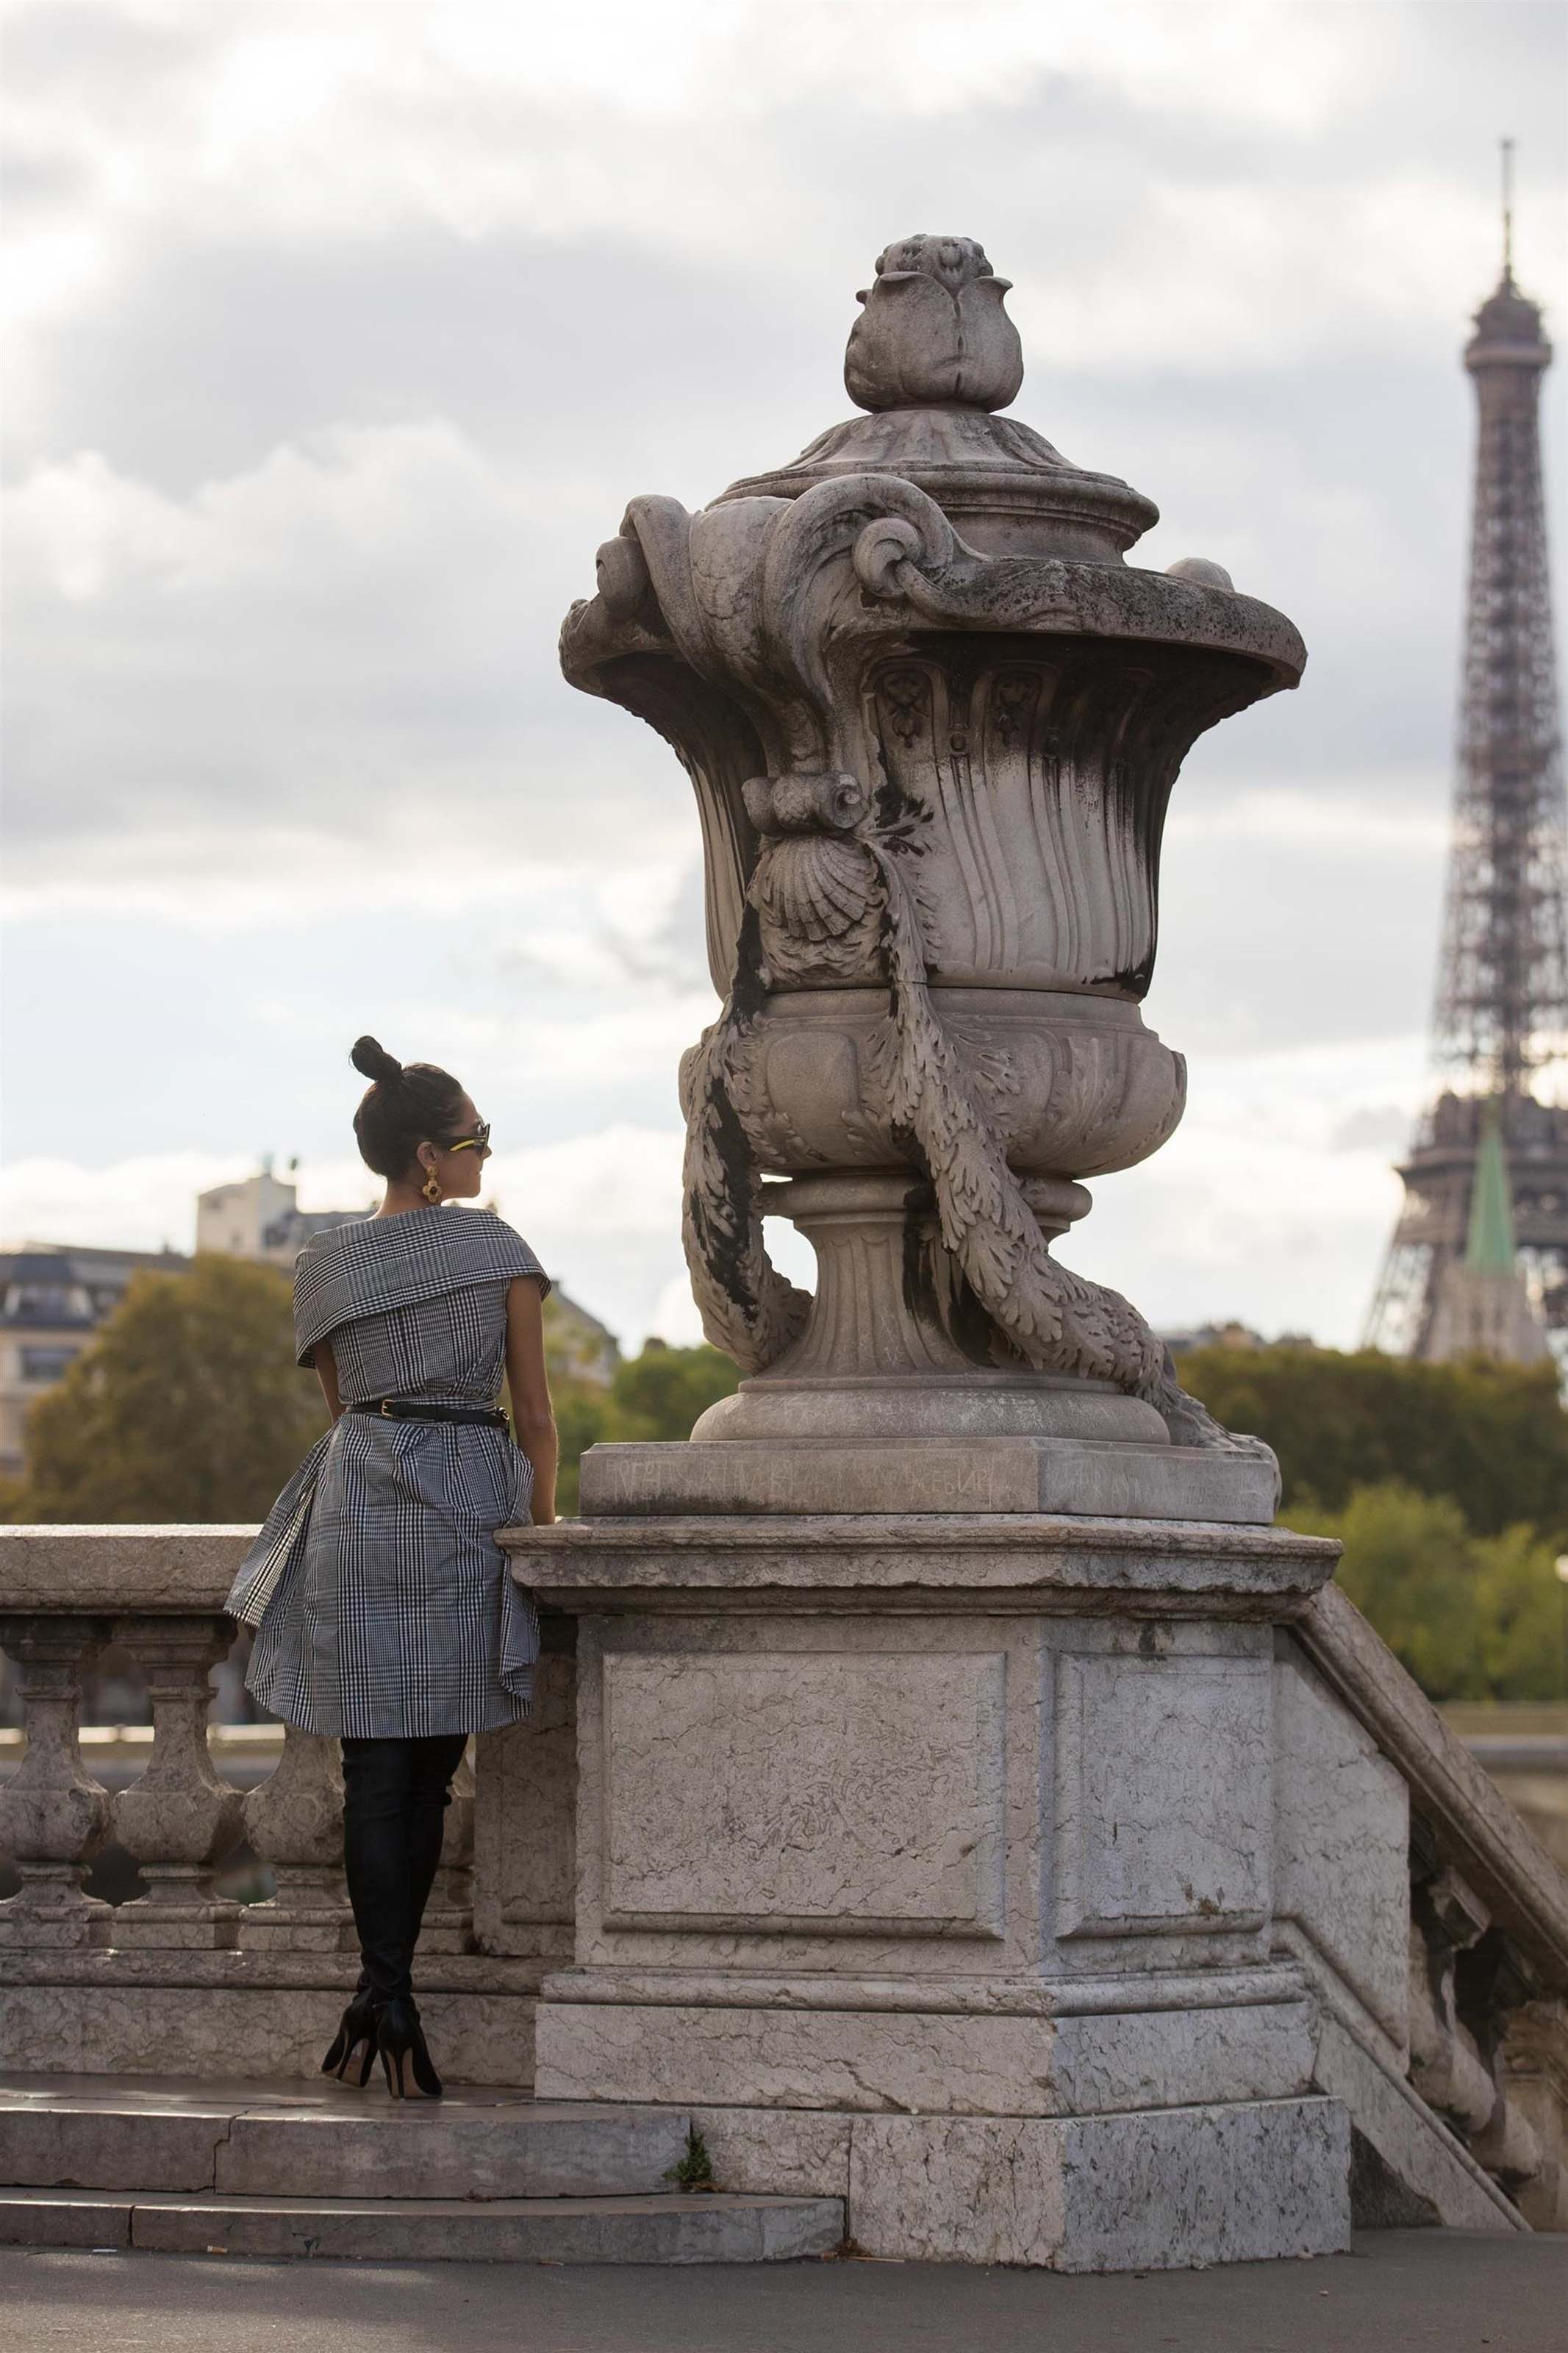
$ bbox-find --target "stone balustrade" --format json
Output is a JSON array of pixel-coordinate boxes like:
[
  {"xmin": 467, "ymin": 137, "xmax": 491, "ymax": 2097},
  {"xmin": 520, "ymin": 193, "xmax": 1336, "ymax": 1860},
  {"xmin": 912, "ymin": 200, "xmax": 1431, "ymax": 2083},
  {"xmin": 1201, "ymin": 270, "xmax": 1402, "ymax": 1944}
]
[
  {"xmin": 0, "ymin": 1527, "xmax": 570, "ymax": 2085},
  {"xmin": 1289, "ymin": 1582, "xmax": 1568, "ymax": 2232},
  {"xmin": 0, "ymin": 1520, "xmax": 1564, "ymax": 2238}
]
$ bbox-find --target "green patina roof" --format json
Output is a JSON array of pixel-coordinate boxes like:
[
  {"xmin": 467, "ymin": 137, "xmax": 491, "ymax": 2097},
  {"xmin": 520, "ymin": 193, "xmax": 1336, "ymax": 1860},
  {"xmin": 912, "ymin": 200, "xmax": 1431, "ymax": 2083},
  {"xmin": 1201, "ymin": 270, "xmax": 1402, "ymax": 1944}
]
[{"xmin": 1465, "ymin": 1107, "xmax": 1520, "ymax": 1277}]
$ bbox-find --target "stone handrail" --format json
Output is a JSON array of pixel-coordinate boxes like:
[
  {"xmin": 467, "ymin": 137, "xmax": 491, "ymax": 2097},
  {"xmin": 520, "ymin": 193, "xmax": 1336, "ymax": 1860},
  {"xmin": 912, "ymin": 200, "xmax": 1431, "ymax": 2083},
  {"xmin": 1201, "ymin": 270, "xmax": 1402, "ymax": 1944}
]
[
  {"xmin": 1289, "ymin": 1581, "xmax": 1568, "ymax": 2230},
  {"xmin": 1300, "ymin": 1581, "xmax": 1568, "ymax": 1988}
]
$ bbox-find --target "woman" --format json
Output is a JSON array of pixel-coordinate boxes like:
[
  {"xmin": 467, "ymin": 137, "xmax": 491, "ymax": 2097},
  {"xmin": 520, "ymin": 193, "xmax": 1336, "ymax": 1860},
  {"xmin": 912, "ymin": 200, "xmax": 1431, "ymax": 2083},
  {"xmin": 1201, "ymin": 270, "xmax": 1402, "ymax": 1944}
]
[{"xmin": 226, "ymin": 1036, "xmax": 557, "ymax": 2098}]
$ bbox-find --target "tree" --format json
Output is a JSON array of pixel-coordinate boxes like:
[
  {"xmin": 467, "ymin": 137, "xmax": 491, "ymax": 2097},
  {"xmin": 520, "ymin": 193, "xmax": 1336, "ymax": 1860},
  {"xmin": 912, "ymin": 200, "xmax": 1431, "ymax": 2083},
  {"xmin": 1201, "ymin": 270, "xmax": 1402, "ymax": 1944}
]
[
  {"xmin": 20, "ymin": 1257, "xmax": 327, "ymax": 1523},
  {"xmin": 548, "ymin": 1339, "xmax": 742, "ymax": 1514},
  {"xmin": 1289, "ymin": 1482, "xmax": 1567, "ymax": 1702},
  {"xmin": 1175, "ymin": 1346, "xmax": 1568, "ymax": 1542},
  {"xmin": 605, "ymin": 1338, "xmax": 742, "ymax": 1438}
]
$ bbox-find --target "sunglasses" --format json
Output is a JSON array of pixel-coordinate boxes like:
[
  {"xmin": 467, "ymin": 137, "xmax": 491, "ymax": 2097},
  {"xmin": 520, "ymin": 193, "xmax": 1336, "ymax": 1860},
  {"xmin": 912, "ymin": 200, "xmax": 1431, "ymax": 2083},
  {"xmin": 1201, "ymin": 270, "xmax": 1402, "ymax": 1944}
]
[{"xmin": 442, "ymin": 1119, "xmax": 492, "ymax": 1157}]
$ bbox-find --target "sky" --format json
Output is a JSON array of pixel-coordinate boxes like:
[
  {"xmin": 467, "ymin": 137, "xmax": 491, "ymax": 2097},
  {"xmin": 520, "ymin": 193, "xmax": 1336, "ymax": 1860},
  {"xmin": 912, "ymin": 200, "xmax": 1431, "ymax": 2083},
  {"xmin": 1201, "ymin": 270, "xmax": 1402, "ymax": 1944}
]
[{"xmin": 3, "ymin": 0, "xmax": 1565, "ymax": 1351}]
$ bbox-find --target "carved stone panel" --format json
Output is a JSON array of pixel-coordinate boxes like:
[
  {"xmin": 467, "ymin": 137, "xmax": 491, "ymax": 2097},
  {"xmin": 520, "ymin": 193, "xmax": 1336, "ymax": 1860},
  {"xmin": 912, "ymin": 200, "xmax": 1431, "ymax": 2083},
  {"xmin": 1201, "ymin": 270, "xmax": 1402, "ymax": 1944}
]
[
  {"xmin": 599, "ymin": 1648, "xmax": 1006, "ymax": 1937},
  {"xmin": 1053, "ymin": 1646, "xmax": 1272, "ymax": 1946}
]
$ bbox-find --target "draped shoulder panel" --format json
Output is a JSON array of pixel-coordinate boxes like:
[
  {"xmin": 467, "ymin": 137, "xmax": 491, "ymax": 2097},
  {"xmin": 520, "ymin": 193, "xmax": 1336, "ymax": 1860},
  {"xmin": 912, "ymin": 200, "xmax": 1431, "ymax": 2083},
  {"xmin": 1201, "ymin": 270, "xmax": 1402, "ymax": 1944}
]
[{"xmin": 293, "ymin": 1209, "xmax": 550, "ymax": 1368}]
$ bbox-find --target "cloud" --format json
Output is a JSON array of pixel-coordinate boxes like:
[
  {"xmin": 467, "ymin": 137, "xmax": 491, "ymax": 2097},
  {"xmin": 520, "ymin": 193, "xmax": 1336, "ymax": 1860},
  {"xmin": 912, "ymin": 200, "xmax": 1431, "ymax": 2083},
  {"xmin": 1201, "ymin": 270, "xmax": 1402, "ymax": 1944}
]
[
  {"xmin": 2, "ymin": 415, "xmax": 698, "ymax": 906},
  {"xmin": 1058, "ymin": 1033, "xmax": 1432, "ymax": 1345},
  {"xmin": 1, "ymin": 0, "xmax": 1564, "ymax": 1355},
  {"xmin": 0, "ymin": 1125, "xmax": 701, "ymax": 1346}
]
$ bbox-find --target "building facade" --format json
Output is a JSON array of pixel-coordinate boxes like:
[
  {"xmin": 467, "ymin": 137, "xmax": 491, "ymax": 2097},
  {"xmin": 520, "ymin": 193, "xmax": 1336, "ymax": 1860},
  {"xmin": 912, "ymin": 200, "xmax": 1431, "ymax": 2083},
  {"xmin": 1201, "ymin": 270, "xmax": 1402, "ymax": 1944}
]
[{"xmin": 0, "ymin": 1244, "xmax": 192, "ymax": 1475}]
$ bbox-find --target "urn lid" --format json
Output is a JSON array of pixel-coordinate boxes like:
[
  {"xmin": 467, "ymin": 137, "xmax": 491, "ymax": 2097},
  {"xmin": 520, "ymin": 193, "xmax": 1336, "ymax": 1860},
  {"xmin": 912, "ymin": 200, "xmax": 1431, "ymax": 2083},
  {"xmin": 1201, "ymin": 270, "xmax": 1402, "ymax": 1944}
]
[{"xmin": 717, "ymin": 235, "xmax": 1159, "ymax": 563}]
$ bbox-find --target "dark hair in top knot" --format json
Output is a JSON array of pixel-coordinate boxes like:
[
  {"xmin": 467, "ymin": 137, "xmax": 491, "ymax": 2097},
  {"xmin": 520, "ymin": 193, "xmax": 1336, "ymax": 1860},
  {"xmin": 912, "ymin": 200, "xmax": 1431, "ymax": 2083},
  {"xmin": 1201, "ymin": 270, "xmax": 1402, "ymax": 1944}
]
[
  {"xmin": 348, "ymin": 1037, "xmax": 468, "ymax": 1181},
  {"xmin": 350, "ymin": 1035, "xmax": 403, "ymax": 1086}
]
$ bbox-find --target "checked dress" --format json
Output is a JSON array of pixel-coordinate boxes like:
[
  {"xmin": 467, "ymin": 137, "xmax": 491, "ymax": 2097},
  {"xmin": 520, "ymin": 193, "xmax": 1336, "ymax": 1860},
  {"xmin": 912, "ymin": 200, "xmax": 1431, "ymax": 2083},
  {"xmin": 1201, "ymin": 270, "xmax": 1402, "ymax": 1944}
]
[{"xmin": 226, "ymin": 1207, "xmax": 549, "ymax": 1738}]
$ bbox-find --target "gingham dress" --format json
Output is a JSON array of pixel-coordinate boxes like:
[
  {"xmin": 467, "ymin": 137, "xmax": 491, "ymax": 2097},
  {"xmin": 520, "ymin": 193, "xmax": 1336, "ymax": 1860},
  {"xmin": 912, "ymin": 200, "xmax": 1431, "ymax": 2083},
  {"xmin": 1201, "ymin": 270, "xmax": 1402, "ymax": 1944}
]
[{"xmin": 225, "ymin": 1208, "xmax": 549, "ymax": 1738}]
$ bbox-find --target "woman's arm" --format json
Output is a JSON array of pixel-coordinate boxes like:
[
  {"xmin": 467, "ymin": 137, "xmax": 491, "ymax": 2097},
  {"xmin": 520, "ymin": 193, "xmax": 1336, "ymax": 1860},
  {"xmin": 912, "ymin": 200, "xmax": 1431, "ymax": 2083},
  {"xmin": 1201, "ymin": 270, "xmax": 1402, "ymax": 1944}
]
[
  {"xmin": 314, "ymin": 1338, "xmax": 344, "ymax": 1422},
  {"xmin": 504, "ymin": 1276, "xmax": 559, "ymax": 1526}
]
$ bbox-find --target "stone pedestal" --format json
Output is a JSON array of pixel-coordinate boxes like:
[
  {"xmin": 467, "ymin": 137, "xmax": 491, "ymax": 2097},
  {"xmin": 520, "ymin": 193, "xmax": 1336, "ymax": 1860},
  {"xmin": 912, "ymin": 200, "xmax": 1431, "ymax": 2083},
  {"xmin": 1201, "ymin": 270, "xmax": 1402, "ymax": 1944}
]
[{"xmin": 506, "ymin": 1509, "xmax": 1352, "ymax": 2268}]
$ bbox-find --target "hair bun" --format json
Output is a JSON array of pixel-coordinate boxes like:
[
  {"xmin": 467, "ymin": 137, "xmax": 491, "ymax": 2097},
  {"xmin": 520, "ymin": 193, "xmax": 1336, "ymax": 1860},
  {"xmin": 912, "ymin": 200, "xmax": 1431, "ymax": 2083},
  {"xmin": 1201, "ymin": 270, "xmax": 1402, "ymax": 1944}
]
[{"xmin": 351, "ymin": 1035, "xmax": 403, "ymax": 1086}]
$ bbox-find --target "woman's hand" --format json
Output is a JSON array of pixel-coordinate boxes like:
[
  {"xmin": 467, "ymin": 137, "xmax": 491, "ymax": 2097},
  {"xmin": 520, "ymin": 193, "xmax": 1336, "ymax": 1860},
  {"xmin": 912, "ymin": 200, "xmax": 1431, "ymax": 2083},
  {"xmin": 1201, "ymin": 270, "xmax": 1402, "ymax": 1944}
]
[{"xmin": 504, "ymin": 1275, "xmax": 559, "ymax": 1525}]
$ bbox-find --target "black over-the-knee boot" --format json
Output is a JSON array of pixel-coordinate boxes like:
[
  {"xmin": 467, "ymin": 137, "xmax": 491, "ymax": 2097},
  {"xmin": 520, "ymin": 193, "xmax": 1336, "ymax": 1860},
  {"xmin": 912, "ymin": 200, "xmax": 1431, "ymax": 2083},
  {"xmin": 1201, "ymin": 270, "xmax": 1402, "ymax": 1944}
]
[
  {"xmin": 340, "ymin": 1736, "xmax": 418, "ymax": 2004},
  {"xmin": 403, "ymin": 1733, "xmax": 469, "ymax": 1962}
]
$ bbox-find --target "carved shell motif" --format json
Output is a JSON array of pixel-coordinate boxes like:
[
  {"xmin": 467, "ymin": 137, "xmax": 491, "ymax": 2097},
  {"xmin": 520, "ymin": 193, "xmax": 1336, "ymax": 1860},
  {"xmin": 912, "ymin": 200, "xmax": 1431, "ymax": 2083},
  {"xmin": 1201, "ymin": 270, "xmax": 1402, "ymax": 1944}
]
[{"xmin": 742, "ymin": 771, "xmax": 883, "ymax": 985}]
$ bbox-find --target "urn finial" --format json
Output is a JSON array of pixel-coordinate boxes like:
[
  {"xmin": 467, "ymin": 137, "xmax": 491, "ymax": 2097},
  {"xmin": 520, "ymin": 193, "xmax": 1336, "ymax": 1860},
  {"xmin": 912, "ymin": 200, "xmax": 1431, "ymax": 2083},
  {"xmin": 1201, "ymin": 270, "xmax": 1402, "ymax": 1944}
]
[{"xmin": 845, "ymin": 234, "xmax": 1025, "ymax": 413}]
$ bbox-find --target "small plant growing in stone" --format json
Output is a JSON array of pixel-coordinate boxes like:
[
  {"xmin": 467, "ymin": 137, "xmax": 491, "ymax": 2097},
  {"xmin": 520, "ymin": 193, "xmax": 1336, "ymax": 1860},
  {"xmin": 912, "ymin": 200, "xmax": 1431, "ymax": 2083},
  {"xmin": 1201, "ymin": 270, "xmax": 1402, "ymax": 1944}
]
[{"xmin": 664, "ymin": 2126, "xmax": 717, "ymax": 2192}]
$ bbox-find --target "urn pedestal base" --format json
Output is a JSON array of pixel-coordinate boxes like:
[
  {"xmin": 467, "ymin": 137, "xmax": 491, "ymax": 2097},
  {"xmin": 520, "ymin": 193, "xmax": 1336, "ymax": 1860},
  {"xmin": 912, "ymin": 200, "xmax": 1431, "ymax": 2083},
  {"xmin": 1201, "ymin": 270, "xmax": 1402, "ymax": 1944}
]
[
  {"xmin": 693, "ymin": 1168, "xmax": 1185, "ymax": 1453},
  {"xmin": 506, "ymin": 1505, "xmax": 1350, "ymax": 2268},
  {"xmin": 581, "ymin": 1435, "xmax": 1278, "ymax": 1524}
]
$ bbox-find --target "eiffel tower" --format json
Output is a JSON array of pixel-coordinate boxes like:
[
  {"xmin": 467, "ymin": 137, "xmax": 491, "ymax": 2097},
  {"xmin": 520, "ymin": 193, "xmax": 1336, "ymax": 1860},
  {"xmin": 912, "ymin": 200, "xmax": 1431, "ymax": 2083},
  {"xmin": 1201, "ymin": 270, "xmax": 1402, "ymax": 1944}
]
[{"xmin": 1365, "ymin": 149, "xmax": 1568, "ymax": 1367}]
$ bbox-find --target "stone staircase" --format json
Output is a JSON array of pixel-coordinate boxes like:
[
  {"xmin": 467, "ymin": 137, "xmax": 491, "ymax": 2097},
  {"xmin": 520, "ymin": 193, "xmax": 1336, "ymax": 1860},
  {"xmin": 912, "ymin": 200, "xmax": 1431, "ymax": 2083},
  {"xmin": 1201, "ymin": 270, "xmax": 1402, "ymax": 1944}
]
[{"xmin": 0, "ymin": 2077, "xmax": 845, "ymax": 2261}]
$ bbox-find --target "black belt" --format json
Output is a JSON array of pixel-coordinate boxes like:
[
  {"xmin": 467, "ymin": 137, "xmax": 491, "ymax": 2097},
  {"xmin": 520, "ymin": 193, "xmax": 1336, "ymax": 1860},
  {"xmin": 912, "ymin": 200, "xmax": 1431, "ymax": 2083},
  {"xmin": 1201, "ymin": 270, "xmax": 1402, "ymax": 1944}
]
[{"xmin": 350, "ymin": 1399, "xmax": 509, "ymax": 1431}]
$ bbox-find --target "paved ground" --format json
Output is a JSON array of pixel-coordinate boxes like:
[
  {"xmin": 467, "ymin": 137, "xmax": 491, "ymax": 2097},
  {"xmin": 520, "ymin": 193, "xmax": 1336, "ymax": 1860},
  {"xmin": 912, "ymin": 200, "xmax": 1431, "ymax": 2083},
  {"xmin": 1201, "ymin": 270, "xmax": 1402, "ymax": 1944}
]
[{"xmin": 0, "ymin": 2229, "xmax": 1562, "ymax": 2352}]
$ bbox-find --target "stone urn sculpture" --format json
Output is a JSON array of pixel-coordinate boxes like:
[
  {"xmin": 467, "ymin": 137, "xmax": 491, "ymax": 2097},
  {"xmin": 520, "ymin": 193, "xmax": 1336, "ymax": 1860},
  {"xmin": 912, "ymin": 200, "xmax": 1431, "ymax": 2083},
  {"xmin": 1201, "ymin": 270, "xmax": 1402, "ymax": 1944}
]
[{"xmin": 561, "ymin": 236, "xmax": 1304, "ymax": 1512}]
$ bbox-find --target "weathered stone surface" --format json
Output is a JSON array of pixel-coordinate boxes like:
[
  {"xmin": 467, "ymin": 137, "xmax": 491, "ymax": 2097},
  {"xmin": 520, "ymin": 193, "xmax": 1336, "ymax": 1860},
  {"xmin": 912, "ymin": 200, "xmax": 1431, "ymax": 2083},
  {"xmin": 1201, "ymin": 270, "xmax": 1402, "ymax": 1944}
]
[
  {"xmin": 561, "ymin": 1608, "xmax": 1331, "ymax": 1993},
  {"xmin": 1273, "ymin": 1640, "xmax": 1410, "ymax": 2049},
  {"xmin": 0, "ymin": 1528, "xmax": 254, "ymax": 1613},
  {"xmin": 0, "ymin": 2102, "xmax": 233, "ymax": 2192},
  {"xmin": 1298, "ymin": 1583, "xmax": 1568, "ymax": 1996},
  {"xmin": 568, "ymin": 1612, "xmax": 1047, "ymax": 1977},
  {"xmin": 109, "ymin": 1616, "xmax": 244, "ymax": 1952},
  {"xmin": 506, "ymin": 1513, "xmax": 1341, "ymax": 1617},
  {"xmin": 535, "ymin": 1993, "xmax": 1314, "ymax": 2118},
  {"xmin": 0, "ymin": 1985, "xmax": 538, "ymax": 2088},
  {"xmin": 0, "ymin": 2185, "xmax": 845, "ymax": 2263},
  {"xmin": 0, "ymin": 2189, "xmax": 132, "ymax": 2247},
  {"xmin": 1312, "ymin": 2011, "xmax": 1522, "ymax": 2234},
  {"xmin": 687, "ymin": 2105, "xmax": 852, "ymax": 2199},
  {"xmin": 848, "ymin": 2097, "xmax": 1350, "ymax": 2268},
  {"xmin": 215, "ymin": 2103, "xmax": 686, "ymax": 2200},
  {"xmin": 472, "ymin": 1638, "xmax": 576, "ymax": 1964},
  {"xmin": 581, "ymin": 1438, "xmax": 1278, "ymax": 1524},
  {"xmin": 119, "ymin": 2189, "xmax": 845, "ymax": 2263},
  {"xmin": 0, "ymin": 1616, "xmax": 112, "ymax": 1951},
  {"xmin": 1053, "ymin": 1646, "xmax": 1272, "ymax": 1946},
  {"xmin": 544, "ymin": 1960, "xmax": 1308, "ymax": 2018},
  {"xmin": 601, "ymin": 1648, "xmax": 1005, "ymax": 1935},
  {"xmin": 238, "ymin": 1724, "xmax": 353, "ymax": 1955}
]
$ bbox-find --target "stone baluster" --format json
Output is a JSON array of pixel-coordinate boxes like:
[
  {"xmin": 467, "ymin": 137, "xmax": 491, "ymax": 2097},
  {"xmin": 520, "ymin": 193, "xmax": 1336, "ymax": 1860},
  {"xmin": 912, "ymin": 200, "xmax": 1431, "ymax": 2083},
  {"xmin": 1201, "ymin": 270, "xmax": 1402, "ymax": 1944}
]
[
  {"xmin": 418, "ymin": 1740, "xmax": 476, "ymax": 1955},
  {"xmin": 109, "ymin": 1615, "xmax": 246, "ymax": 1949},
  {"xmin": 1407, "ymin": 1859, "xmax": 1550, "ymax": 2214},
  {"xmin": 0, "ymin": 1614, "xmax": 112, "ymax": 1949},
  {"xmin": 238, "ymin": 1721, "xmax": 355, "ymax": 1952},
  {"xmin": 1500, "ymin": 2001, "xmax": 1568, "ymax": 2231}
]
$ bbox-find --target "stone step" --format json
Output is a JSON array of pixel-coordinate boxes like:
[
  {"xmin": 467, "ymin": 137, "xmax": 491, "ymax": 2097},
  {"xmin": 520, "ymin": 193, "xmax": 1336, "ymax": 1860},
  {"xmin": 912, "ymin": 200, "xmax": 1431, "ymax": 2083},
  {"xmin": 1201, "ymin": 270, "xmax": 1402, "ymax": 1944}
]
[
  {"xmin": 0, "ymin": 2186, "xmax": 846, "ymax": 2263},
  {"xmin": 0, "ymin": 2077, "xmax": 688, "ymax": 2202}
]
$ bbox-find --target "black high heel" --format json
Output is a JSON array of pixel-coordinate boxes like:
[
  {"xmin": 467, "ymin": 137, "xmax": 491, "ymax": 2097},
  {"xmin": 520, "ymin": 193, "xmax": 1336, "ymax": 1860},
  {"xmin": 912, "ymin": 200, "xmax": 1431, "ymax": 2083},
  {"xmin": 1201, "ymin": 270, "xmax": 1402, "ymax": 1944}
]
[
  {"xmin": 321, "ymin": 1992, "xmax": 380, "ymax": 2087},
  {"xmin": 377, "ymin": 1996, "xmax": 443, "ymax": 2099}
]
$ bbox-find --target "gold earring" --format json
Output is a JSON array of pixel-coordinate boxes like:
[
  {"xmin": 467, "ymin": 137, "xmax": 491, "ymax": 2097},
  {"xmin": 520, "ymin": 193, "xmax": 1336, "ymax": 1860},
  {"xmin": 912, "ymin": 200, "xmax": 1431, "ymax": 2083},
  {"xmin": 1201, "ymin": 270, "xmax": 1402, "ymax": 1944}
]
[{"xmin": 422, "ymin": 1164, "xmax": 442, "ymax": 1204}]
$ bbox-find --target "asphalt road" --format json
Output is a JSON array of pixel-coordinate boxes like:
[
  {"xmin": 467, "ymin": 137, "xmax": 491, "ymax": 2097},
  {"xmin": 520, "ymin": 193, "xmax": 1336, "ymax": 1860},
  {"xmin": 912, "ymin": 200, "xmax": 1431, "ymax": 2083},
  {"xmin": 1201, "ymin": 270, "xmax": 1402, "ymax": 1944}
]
[{"xmin": 0, "ymin": 2229, "xmax": 1563, "ymax": 2352}]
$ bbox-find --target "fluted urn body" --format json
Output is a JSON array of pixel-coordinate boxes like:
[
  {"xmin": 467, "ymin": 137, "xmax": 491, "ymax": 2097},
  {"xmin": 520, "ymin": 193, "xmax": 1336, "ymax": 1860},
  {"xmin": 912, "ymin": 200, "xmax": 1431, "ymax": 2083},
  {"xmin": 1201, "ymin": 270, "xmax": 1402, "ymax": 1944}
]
[{"xmin": 562, "ymin": 238, "xmax": 1304, "ymax": 1451}]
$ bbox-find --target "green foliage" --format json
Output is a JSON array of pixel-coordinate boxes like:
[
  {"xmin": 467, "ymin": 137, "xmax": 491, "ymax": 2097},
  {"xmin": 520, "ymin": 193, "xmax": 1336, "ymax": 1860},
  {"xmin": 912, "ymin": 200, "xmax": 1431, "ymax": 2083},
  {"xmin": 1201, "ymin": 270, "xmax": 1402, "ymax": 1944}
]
[
  {"xmin": 550, "ymin": 1338, "xmax": 742, "ymax": 1515},
  {"xmin": 663, "ymin": 2124, "xmax": 717, "ymax": 2192},
  {"xmin": 1290, "ymin": 1483, "xmax": 1567, "ymax": 1702},
  {"xmin": 18, "ymin": 1256, "xmax": 328, "ymax": 1524},
  {"xmin": 604, "ymin": 1338, "xmax": 742, "ymax": 1438},
  {"xmin": 1176, "ymin": 1346, "xmax": 1568, "ymax": 1542}
]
